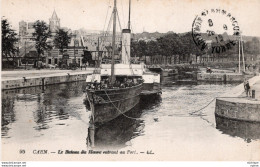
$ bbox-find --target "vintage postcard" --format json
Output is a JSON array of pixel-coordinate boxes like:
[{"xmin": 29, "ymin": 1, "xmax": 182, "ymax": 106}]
[{"xmin": 1, "ymin": 0, "xmax": 260, "ymax": 163}]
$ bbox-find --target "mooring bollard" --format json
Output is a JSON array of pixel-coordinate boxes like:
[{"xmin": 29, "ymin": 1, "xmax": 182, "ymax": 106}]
[
  {"xmin": 252, "ymin": 90, "xmax": 255, "ymax": 99},
  {"xmin": 41, "ymin": 78, "xmax": 45, "ymax": 86}
]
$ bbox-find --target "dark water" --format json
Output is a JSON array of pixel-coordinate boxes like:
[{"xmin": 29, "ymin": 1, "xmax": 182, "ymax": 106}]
[{"xmin": 2, "ymin": 81, "xmax": 260, "ymax": 160}]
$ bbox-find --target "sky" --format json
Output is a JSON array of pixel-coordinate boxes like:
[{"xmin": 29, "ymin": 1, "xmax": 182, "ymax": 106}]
[{"xmin": 1, "ymin": 0, "xmax": 260, "ymax": 36}]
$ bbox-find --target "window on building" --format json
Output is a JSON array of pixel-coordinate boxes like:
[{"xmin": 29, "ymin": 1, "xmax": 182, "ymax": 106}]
[
  {"xmin": 48, "ymin": 59, "xmax": 51, "ymax": 64},
  {"xmin": 54, "ymin": 58, "xmax": 58, "ymax": 65}
]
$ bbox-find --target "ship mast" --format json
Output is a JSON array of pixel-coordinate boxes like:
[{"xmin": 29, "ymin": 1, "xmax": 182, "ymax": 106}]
[
  {"xmin": 128, "ymin": 0, "xmax": 131, "ymax": 29},
  {"xmin": 110, "ymin": 0, "xmax": 117, "ymax": 84}
]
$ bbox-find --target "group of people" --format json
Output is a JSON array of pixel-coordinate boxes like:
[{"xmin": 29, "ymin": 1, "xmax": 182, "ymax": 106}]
[
  {"xmin": 87, "ymin": 78, "xmax": 143, "ymax": 90},
  {"xmin": 245, "ymin": 64, "xmax": 257, "ymax": 71}
]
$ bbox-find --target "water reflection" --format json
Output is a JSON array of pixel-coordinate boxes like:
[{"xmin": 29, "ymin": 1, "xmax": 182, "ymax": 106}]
[
  {"xmin": 215, "ymin": 115, "xmax": 260, "ymax": 143},
  {"xmin": 1, "ymin": 82, "xmax": 87, "ymax": 139},
  {"xmin": 3, "ymin": 80, "xmax": 252, "ymax": 156},
  {"xmin": 1, "ymin": 96, "xmax": 16, "ymax": 137},
  {"xmin": 86, "ymin": 95, "xmax": 162, "ymax": 149}
]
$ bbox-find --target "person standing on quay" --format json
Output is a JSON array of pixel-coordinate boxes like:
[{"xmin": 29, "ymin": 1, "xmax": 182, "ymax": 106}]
[
  {"xmin": 243, "ymin": 79, "xmax": 247, "ymax": 90},
  {"xmin": 245, "ymin": 80, "xmax": 251, "ymax": 97}
]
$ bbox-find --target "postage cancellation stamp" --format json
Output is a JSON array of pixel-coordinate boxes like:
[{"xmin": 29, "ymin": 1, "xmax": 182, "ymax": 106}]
[{"xmin": 192, "ymin": 8, "xmax": 240, "ymax": 54}]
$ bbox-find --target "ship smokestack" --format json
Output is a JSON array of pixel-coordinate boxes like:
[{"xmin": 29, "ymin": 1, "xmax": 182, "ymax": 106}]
[{"xmin": 121, "ymin": 29, "xmax": 131, "ymax": 64}]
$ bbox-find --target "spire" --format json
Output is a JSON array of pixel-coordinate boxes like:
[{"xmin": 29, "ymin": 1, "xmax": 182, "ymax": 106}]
[
  {"xmin": 51, "ymin": 9, "xmax": 59, "ymax": 20},
  {"xmin": 49, "ymin": 9, "xmax": 60, "ymax": 34}
]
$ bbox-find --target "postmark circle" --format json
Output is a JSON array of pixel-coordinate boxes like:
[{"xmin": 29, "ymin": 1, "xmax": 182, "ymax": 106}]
[{"xmin": 192, "ymin": 9, "xmax": 240, "ymax": 54}]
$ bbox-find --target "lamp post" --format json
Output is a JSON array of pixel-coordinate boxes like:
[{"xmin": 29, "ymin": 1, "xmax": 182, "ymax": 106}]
[
  {"xmin": 74, "ymin": 39, "xmax": 79, "ymax": 64},
  {"xmin": 241, "ymin": 34, "xmax": 245, "ymax": 72},
  {"xmin": 74, "ymin": 40, "xmax": 76, "ymax": 63},
  {"xmin": 97, "ymin": 37, "xmax": 100, "ymax": 67},
  {"xmin": 25, "ymin": 40, "xmax": 27, "ymax": 70}
]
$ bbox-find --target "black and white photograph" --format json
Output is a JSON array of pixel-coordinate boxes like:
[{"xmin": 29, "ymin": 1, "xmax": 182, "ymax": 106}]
[{"xmin": 1, "ymin": 0, "xmax": 260, "ymax": 164}]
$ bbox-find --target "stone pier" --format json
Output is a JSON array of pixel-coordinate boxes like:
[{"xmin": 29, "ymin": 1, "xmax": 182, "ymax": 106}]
[
  {"xmin": 1, "ymin": 69, "xmax": 94, "ymax": 90},
  {"xmin": 197, "ymin": 72, "xmax": 245, "ymax": 82},
  {"xmin": 215, "ymin": 75, "xmax": 260, "ymax": 122}
]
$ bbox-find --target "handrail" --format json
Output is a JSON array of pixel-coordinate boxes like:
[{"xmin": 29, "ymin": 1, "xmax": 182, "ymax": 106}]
[{"xmin": 88, "ymin": 82, "xmax": 143, "ymax": 93}]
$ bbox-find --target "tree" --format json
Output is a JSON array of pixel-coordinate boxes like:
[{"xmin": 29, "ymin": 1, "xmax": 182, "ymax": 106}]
[
  {"xmin": 157, "ymin": 33, "xmax": 182, "ymax": 64},
  {"xmin": 131, "ymin": 40, "xmax": 139, "ymax": 58},
  {"xmin": 244, "ymin": 37, "xmax": 260, "ymax": 55},
  {"xmin": 147, "ymin": 40, "xmax": 159, "ymax": 56},
  {"xmin": 137, "ymin": 40, "xmax": 148, "ymax": 63},
  {"xmin": 1, "ymin": 18, "xmax": 18, "ymax": 67},
  {"xmin": 147, "ymin": 40, "xmax": 159, "ymax": 64},
  {"xmin": 181, "ymin": 32, "xmax": 204, "ymax": 63},
  {"xmin": 32, "ymin": 20, "xmax": 52, "ymax": 68},
  {"xmin": 54, "ymin": 29, "xmax": 71, "ymax": 56}
]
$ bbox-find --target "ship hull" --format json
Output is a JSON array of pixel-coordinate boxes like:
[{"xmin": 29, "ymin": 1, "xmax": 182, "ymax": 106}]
[
  {"xmin": 141, "ymin": 83, "xmax": 162, "ymax": 96},
  {"xmin": 86, "ymin": 84, "xmax": 143, "ymax": 124}
]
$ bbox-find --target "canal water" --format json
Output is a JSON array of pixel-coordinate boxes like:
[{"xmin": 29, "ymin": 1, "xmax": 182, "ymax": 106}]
[{"xmin": 1, "ymin": 81, "xmax": 260, "ymax": 160}]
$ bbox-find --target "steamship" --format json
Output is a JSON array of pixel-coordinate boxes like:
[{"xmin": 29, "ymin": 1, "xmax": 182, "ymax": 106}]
[{"xmin": 85, "ymin": 0, "xmax": 160, "ymax": 124}]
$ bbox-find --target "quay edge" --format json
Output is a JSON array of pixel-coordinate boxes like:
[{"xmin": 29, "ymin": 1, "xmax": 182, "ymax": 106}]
[
  {"xmin": 197, "ymin": 72, "xmax": 245, "ymax": 82},
  {"xmin": 215, "ymin": 75, "xmax": 260, "ymax": 122},
  {"xmin": 1, "ymin": 72, "xmax": 91, "ymax": 90}
]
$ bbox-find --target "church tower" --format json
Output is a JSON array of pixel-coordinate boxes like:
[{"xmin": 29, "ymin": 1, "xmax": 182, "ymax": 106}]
[{"xmin": 49, "ymin": 10, "xmax": 60, "ymax": 35}]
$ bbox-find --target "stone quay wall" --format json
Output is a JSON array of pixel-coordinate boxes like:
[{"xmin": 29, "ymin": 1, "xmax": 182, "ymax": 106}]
[
  {"xmin": 215, "ymin": 99, "xmax": 260, "ymax": 122},
  {"xmin": 2, "ymin": 73, "xmax": 90, "ymax": 90},
  {"xmin": 197, "ymin": 73, "xmax": 244, "ymax": 82}
]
